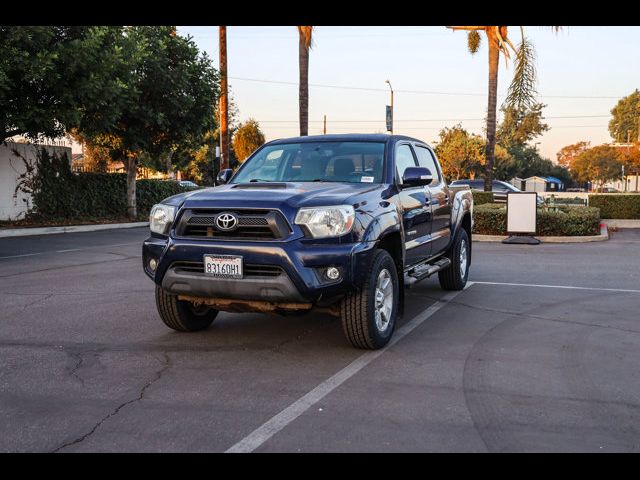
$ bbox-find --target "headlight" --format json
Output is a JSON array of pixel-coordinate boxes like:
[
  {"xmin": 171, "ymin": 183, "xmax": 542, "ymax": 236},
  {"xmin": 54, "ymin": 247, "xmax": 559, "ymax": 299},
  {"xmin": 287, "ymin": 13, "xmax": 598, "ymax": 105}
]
[
  {"xmin": 295, "ymin": 205, "xmax": 355, "ymax": 238},
  {"xmin": 149, "ymin": 204, "xmax": 176, "ymax": 235}
]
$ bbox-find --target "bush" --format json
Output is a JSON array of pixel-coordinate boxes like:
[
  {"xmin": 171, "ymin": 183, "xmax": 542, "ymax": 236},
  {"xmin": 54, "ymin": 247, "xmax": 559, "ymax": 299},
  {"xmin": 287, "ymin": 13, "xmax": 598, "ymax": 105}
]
[
  {"xmin": 588, "ymin": 194, "xmax": 640, "ymax": 219},
  {"xmin": 473, "ymin": 203, "xmax": 601, "ymax": 236},
  {"xmin": 18, "ymin": 147, "xmax": 189, "ymax": 220},
  {"xmin": 471, "ymin": 191, "xmax": 495, "ymax": 205}
]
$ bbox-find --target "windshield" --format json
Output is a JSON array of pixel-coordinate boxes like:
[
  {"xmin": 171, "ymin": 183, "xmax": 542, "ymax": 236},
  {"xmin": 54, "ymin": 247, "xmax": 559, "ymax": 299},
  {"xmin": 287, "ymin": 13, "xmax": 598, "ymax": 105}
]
[{"xmin": 231, "ymin": 141, "xmax": 386, "ymax": 184}]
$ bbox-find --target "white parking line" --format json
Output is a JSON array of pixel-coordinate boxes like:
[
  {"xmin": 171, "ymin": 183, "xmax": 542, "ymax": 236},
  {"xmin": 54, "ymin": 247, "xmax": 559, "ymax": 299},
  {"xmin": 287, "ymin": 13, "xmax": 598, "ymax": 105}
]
[
  {"xmin": 0, "ymin": 242, "xmax": 140, "ymax": 260},
  {"xmin": 472, "ymin": 280, "xmax": 640, "ymax": 294},
  {"xmin": 225, "ymin": 283, "xmax": 472, "ymax": 453}
]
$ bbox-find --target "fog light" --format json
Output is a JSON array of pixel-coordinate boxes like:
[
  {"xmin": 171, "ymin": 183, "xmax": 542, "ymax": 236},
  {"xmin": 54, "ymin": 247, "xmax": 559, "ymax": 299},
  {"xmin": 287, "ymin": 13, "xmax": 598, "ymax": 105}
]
[
  {"xmin": 149, "ymin": 258, "xmax": 157, "ymax": 271},
  {"xmin": 326, "ymin": 267, "xmax": 341, "ymax": 281}
]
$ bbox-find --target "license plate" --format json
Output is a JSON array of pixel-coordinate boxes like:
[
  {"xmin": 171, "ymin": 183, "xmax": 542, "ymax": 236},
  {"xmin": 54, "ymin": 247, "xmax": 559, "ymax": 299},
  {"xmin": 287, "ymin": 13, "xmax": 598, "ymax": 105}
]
[{"xmin": 203, "ymin": 255, "xmax": 243, "ymax": 279}]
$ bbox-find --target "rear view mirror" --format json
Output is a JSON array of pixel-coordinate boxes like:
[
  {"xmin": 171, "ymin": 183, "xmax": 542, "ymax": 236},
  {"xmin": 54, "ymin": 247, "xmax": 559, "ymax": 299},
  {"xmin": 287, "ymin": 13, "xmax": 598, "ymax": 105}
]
[
  {"xmin": 402, "ymin": 167, "xmax": 433, "ymax": 187},
  {"xmin": 216, "ymin": 169, "xmax": 233, "ymax": 185}
]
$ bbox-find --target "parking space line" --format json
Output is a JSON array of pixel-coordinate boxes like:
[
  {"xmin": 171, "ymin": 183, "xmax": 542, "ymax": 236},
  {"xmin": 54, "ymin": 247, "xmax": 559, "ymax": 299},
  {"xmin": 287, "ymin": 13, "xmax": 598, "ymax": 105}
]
[
  {"xmin": 0, "ymin": 242, "xmax": 140, "ymax": 260},
  {"xmin": 472, "ymin": 280, "xmax": 640, "ymax": 294},
  {"xmin": 225, "ymin": 283, "xmax": 473, "ymax": 453}
]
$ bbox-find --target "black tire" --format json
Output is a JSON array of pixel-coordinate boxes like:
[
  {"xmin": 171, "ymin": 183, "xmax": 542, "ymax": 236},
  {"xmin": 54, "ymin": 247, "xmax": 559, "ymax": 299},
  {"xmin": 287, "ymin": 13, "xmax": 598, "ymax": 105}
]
[
  {"xmin": 155, "ymin": 286, "xmax": 218, "ymax": 332},
  {"xmin": 340, "ymin": 249, "xmax": 399, "ymax": 350},
  {"xmin": 438, "ymin": 228, "xmax": 470, "ymax": 291}
]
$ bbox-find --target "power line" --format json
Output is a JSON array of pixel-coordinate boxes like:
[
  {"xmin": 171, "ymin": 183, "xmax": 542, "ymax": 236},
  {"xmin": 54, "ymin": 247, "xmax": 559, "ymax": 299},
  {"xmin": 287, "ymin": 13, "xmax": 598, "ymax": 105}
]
[
  {"xmin": 255, "ymin": 115, "xmax": 610, "ymax": 123},
  {"xmin": 229, "ymin": 76, "xmax": 624, "ymax": 99}
]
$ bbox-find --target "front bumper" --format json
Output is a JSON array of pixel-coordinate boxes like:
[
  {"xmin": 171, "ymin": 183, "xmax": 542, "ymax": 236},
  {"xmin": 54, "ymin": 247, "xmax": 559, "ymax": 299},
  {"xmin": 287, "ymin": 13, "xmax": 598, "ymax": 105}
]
[{"xmin": 143, "ymin": 236, "xmax": 376, "ymax": 305}]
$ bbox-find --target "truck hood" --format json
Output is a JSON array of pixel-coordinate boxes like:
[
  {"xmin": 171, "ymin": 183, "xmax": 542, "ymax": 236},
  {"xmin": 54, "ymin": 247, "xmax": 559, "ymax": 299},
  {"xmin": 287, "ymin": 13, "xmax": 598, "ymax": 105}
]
[{"xmin": 164, "ymin": 182, "xmax": 384, "ymax": 211}]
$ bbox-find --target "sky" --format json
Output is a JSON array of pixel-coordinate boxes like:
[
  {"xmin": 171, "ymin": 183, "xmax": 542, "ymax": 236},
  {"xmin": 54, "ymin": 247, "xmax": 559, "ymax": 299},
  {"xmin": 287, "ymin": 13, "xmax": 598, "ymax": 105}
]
[{"xmin": 176, "ymin": 25, "xmax": 640, "ymax": 162}]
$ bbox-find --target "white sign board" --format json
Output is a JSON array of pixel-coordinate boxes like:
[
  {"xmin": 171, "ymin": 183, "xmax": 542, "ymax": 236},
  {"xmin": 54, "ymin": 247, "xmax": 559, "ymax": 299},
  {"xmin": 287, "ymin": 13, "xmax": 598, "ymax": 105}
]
[{"xmin": 506, "ymin": 192, "xmax": 537, "ymax": 234}]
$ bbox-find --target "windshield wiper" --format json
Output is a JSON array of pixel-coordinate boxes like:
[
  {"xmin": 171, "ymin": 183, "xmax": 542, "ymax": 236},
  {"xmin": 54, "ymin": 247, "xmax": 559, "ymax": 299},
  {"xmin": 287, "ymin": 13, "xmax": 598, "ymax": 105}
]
[{"xmin": 249, "ymin": 178, "xmax": 268, "ymax": 182}]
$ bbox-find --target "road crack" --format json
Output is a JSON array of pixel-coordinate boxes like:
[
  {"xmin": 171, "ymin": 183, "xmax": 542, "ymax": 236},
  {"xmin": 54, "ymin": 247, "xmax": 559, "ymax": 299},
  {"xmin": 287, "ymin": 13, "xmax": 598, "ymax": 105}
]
[{"xmin": 51, "ymin": 352, "xmax": 171, "ymax": 453}]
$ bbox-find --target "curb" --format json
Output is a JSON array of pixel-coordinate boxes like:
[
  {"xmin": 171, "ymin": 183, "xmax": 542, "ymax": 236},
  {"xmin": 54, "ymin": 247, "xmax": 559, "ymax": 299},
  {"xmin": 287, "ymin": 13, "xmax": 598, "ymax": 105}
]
[
  {"xmin": 474, "ymin": 224, "xmax": 609, "ymax": 244},
  {"xmin": 602, "ymin": 219, "xmax": 640, "ymax": 229},
  {"xmin": 0, "ymin": 221, "xmax": 149, "ymax": 238}
]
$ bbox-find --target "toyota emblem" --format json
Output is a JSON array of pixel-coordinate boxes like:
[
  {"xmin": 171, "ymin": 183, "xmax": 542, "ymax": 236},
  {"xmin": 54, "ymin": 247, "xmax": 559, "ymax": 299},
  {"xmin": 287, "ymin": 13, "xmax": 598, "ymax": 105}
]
[{"xmin": 215, "ymin": 213, "xmax": 238, "ymax": 231}]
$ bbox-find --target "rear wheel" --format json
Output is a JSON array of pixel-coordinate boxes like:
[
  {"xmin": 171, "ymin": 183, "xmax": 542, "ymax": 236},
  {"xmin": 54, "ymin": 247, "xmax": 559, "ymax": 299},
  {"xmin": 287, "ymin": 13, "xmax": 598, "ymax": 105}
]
[
  {"xmin": 155, "ymin": 286, "xmax": 218, "ymax": 332},
  {"xmin": 340, "ymin": 249, "xmax": 399, "ymax": 350},
  {"xmin": 438, "ymin": 228, "xmax": 470, "ymax": 291}
]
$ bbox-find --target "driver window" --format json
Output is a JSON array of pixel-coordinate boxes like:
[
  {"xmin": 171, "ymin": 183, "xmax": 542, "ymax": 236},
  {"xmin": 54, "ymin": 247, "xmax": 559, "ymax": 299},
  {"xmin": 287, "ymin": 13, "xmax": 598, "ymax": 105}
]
[{"xmin": 395, "ymin": 144, "xmax": 417, "ymax": 184}]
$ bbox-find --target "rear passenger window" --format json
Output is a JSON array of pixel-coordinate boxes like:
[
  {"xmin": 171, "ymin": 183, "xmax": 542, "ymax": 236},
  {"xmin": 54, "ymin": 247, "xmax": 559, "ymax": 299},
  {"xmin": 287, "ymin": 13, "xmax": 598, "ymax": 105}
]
[
  {"xmin": 395, "ymin": 144, "xmax": 417, "ymax": 183},
  {"xmin": 414, "ymin": 146, "xmax": 441, "ymax": 183}
]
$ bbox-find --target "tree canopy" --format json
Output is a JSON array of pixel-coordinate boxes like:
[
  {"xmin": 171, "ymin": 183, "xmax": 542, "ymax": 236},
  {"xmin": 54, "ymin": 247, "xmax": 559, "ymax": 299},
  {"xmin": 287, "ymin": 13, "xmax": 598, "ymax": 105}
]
[
  {"xmin": 556, "ymin": 141, "xmax": 590, "ymax": 167},
  {"xmin": 570, "ymin": 145, "xmax": 622, "ymax": 189},
  {"xmin": 609, "ymin": 89, "xmax": 640, "ymax": 143},
  {"xmin": 0, "ymin": 26, "xmax": 130, "ymax": 143},
  {"xmin": 75, "ymin": 26, "xmax": 219, "ymax": 217},
  {"xmin": 232, "ymin": 119, "xmax": 266, "ymax": 163},
  {"xmin": 496, "ymin": 103, "xmax": 549, "ymax": 149}
]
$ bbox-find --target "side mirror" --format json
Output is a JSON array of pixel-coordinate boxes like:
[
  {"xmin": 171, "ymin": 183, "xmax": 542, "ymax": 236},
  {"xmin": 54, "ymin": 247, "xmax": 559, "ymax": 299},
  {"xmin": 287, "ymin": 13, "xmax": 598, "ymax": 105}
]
[
  {"xmin": 402, "ymin": 167, "xmax": 433, "ymax": 187},
  {"xmin": 216, "ymin": 168, "xmax": 233, "ymax": 185}
]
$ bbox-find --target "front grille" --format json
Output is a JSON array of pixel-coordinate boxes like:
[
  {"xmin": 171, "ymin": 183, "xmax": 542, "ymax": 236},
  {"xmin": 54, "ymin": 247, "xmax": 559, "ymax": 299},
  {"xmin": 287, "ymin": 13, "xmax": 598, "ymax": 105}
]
[
  {"xmin": 175, "ymin": 208, "xmax": 290, "ymax": 240},
  {"xmin": 170, "ymin": 261, "xmax": 284, "ymax": 277}
]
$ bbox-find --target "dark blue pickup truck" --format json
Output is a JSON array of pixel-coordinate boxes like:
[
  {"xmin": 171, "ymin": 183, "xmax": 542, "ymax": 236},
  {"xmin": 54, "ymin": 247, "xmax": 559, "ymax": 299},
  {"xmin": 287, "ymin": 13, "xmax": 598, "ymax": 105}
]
[{"xmin": 143, "ymin": 134, "xmax": 473, "ymax": 349}]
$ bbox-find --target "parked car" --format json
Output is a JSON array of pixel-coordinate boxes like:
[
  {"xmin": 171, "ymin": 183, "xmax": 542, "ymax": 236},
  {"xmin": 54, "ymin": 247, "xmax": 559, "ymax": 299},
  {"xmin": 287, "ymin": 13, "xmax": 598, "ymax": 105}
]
[
  {"xmin": 450, "ymin": 178, "xmax": 544, "ymax": 205},
  {"xmin": 566, "ymin": 187, "xmax": 586, "ymax": 192},
  {"xmin": 143, "ymin": 134, "xmax": 473, "ymax": 350},
  {"xmin": 178, "ymin": 180, "xmax": 200, "ymax": 189},
  {"xmin": 602, "ymin": 187, "xmax": 620, "ymax": 193}
]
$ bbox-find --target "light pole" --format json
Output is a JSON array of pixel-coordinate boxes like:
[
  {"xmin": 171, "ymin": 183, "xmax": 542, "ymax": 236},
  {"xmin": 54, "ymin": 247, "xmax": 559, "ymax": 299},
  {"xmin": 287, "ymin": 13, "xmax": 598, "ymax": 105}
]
[{"xmin": 385, "ymin": 80, "xmax": 393, "ymax": 134}]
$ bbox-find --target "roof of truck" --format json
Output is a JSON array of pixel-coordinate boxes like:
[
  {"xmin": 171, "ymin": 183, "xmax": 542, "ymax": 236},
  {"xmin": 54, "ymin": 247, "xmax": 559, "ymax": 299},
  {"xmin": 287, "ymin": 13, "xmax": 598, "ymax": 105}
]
[{"xmin": 266, "ymin": 133, "xmax": 426, "ymax": 145}]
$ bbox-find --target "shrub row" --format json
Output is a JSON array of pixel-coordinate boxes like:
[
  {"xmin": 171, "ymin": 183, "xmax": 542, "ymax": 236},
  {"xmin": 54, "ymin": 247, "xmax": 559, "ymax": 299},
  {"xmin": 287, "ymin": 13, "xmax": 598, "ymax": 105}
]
[
  {"xmin": 588, "ymin": 194, "xmax": 640, "ymax": 219},
  {"xmin": 32, "ymin": 173, "xmax": 189, "ymax": 220},
  {"xmin": 471, "ymin": 191, "xmax": 495, "ymax": 205},
  {"xmin": 473, "ymin": 203, "xmax": 601, "ymax": 236}
]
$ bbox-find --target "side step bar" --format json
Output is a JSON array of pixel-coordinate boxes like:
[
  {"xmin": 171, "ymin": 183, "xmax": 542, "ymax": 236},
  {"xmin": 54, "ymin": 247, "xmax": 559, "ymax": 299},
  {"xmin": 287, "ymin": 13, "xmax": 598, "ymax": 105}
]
[{"xmin": 404, "ymin": 257, "xmax": 451, "ymax": 287}]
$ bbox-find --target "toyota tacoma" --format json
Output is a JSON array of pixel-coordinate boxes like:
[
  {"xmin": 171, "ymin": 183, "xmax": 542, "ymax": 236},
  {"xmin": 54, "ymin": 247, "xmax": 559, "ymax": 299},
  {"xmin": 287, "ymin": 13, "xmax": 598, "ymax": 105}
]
[{"xmin": 143, "ymin": 134, "xmax": 473, "ymax": 349}]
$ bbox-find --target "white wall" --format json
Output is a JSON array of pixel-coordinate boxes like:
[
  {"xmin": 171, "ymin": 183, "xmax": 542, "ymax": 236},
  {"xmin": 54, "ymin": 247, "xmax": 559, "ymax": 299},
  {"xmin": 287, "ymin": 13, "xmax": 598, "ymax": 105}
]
[{"xmin": 0, "ymin": 142, "xmax": 72, "ymax": 220}]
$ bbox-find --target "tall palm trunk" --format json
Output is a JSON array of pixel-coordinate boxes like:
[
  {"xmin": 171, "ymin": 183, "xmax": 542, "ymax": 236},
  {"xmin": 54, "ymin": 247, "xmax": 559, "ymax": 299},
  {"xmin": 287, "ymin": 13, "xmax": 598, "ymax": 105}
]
[
  {"xmin": 126, "ymin": 155, "xmax": 137, "ymax": 219},
  {"xmin": 484, "ymin": 35, "xmax": 500, "ymax": 192},
  {"xmin": 298, "ymin": 28, "xmax": 311, "ymax": 136},
  {"xmin": 219, "ymin": 26, "xmax": 229, "ymax": 169}
]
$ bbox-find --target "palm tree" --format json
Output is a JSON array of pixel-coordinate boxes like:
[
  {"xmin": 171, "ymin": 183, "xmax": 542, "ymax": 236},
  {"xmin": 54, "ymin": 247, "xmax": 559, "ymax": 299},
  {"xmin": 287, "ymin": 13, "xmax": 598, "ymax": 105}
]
[
  {"xmin": 297, "ymin": 26, "xmax": 313, "ymax": 136},
  {"xmin": 219, "ymin": 26, "xmax": 229, "ymax": 169},
  {"xmin": 447, "ymin": 26, "xmax": 558, "ymax": 192}
]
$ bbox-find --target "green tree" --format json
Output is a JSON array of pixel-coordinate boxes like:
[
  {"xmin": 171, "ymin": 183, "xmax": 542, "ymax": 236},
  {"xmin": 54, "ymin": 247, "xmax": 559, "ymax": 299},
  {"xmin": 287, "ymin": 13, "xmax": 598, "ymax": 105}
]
[
  {"xmin": 609, "ymin": 89, "xmax": 640, "ymax": 143},
  {"xmin": 78, "ymin": 26, "xmax": 218, "ymax": 219},
  {"xmin": 0, "ymin": 26, "xmax": 129, "ymax": 143},
  {"xmin": 298, "ymin": 26, "xmax": 313, "ymax": 136},
  {"xmin": 570, "ymin": 145, "xmax": 622, "ymax": 191},
  {"xmin": 447, "ymin": 26, "xmax": 561, "ymax": 191},
  {"xmin": 434, "ymin": 124, "xmax": 514, "ymax": 181},
  {"xmin": 434, "ymin": 125, "xmax": 485, "ymax": 180},
  {"xmin": 232, "ymin": 119, "xmax": 266, "ymax": 163},
  {"xmin": 496, "ymin": 103, "xmax": 549, "ymax": 149},
  {"xmin": 556, "ymin": 141, "xmax": 590, "ymax": 167}
]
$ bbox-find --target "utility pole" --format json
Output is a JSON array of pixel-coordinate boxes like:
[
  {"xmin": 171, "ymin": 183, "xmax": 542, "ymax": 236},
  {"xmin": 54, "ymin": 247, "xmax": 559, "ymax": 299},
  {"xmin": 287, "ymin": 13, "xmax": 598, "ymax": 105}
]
[
  {"xmin": 385, "ymin": 80, "xmax": 393, "ymax": 134},
  {"xmin": 219, "ymin": 26, "xmax": 229, "ymax": 170},
  {"xmin": 323, "ymin": 115, "xmax": 326, "ymax": 134}
]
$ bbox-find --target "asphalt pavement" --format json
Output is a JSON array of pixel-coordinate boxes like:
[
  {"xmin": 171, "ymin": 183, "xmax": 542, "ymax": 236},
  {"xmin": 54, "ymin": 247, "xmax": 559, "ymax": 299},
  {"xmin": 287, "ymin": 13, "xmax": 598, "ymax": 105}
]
[{"xmin": 1, "ymin": 227, "xmax": 639, "ymax": 452}]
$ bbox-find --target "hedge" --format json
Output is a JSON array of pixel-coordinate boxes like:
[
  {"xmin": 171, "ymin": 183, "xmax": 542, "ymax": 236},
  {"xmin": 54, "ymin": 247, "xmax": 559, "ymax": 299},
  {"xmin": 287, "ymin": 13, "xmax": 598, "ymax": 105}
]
[
  {"xmin": 30, "ymin": 173, "xmax": 191, "ymax": 220},
  {"xmin": 473, "ymin": 203, "xmax": 601, "ymax": 236},
  {"xmin": 588, "ymin": 194, "xmax": 640, "ymax": 219},
  {"xmin": 471, "ymin": 191, "xmax": 495, "ymax": 205}
]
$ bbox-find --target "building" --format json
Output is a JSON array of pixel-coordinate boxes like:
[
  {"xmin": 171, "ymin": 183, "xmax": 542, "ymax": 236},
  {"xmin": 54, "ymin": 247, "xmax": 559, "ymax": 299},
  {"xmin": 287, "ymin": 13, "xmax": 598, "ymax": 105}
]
[
  {"xmin": 511, "ymin": 176, "xmax": 565, "ymax": 192},
  {"xmin": 0, "ymin": 141, "xmax": 72, "ymax": 220}
]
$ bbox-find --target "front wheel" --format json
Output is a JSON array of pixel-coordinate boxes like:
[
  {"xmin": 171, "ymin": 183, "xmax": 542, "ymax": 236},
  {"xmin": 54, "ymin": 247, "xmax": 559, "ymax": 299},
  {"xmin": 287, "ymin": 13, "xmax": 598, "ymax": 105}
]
[
  {"xmin": 438, "ymin": 228, "xmax": 470, "ymax": 291},
  {"xmin": 340, "ymin": 249, "xmax": 399, "ymax": 350},
  {"xmin": 155, "ymin": 286, "xmax": 218, "ymax": 332}
]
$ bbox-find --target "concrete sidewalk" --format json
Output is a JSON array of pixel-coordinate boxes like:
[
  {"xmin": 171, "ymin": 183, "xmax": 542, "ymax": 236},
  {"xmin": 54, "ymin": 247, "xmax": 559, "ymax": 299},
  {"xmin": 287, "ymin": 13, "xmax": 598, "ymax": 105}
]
[{"xmin": 0, "ymin": 221, "xmax": 149, "ymax": 238}]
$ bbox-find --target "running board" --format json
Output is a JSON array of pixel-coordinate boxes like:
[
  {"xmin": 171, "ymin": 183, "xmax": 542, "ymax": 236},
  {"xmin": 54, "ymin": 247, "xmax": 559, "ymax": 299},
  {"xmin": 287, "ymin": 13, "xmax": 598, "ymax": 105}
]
[{"xmin": 404, "ymin": 257, "xmax": 451, "ymax": 287}]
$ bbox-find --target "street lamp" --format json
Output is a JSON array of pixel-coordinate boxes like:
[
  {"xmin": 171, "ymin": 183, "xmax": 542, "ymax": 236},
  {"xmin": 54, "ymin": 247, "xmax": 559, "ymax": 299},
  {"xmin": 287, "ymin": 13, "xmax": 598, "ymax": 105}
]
[{"xmin": 385, "ymin": 80, "xmax": 393, "ymax": 134}]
